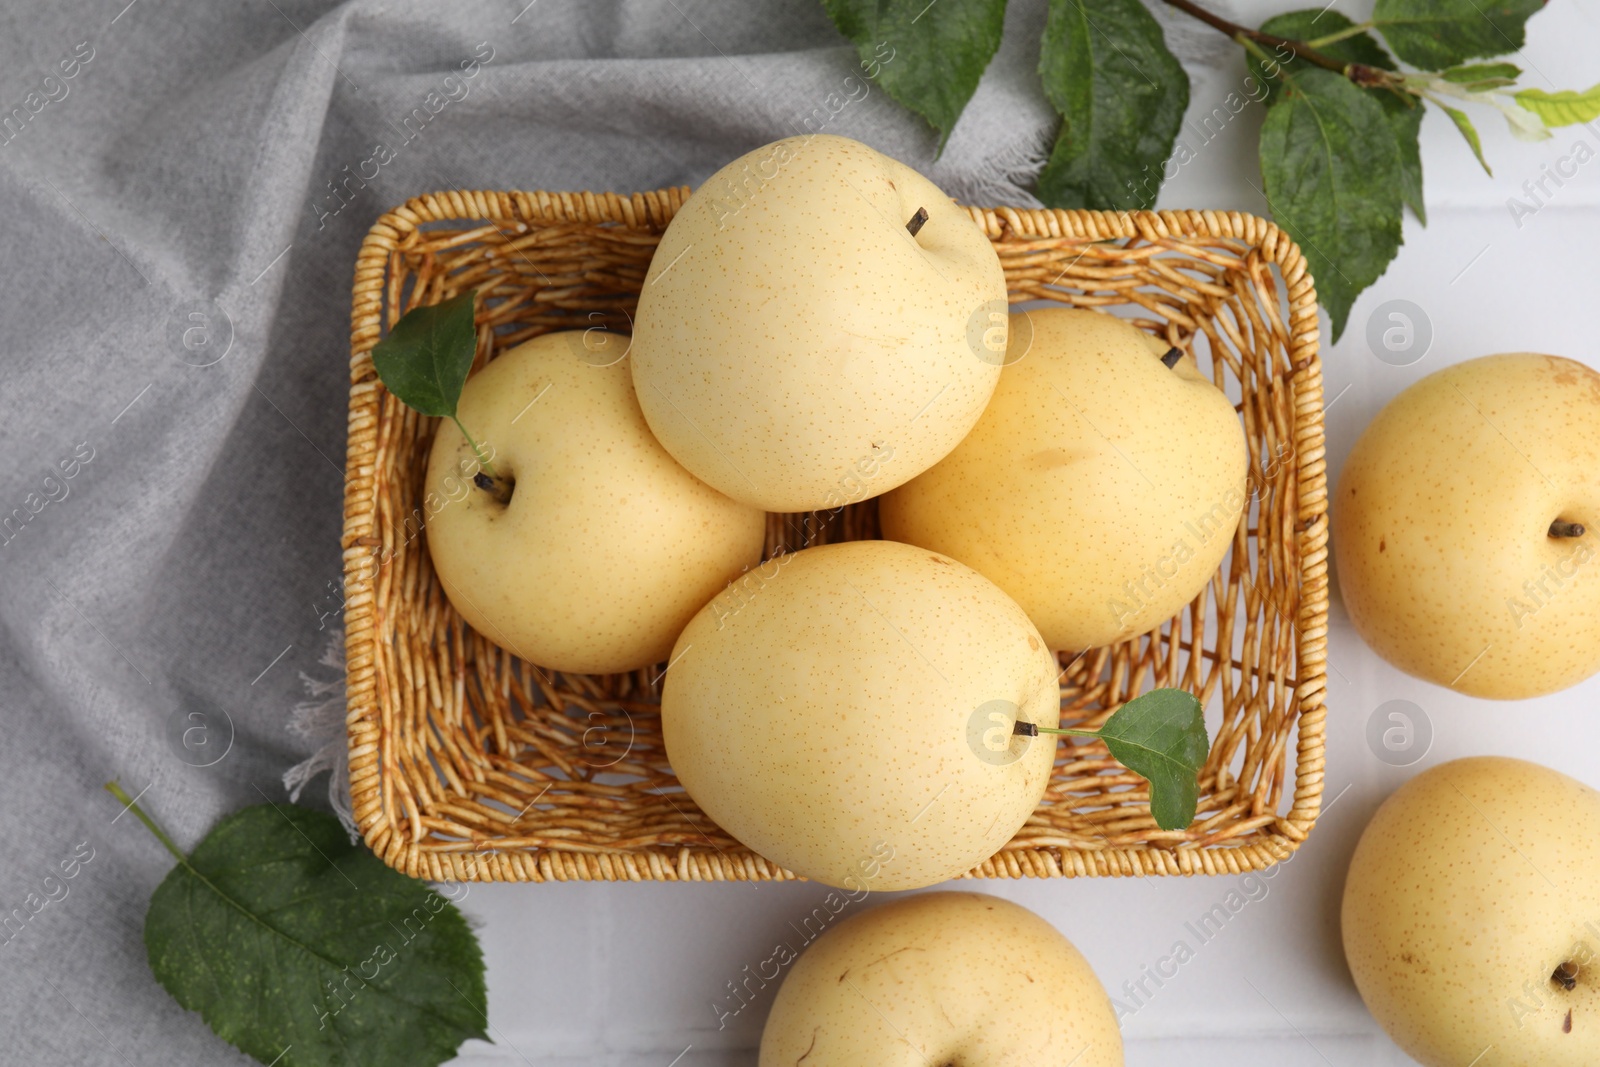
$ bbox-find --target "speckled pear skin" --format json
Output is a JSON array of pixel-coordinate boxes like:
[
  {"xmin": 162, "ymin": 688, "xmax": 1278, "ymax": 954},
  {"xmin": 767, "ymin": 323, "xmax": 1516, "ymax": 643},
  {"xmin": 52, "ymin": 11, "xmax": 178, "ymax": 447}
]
[
  {"xmin": 880, "ymin": 307, "xmax": 1248, "ymax": 652},
  {"xmin": 630, "ymin": 134, "xmax": 1006, "ymax": 513},
  {"xmin": 759, "ymin": 892, "xmax": 1123, "ymax": 1067},
  {"xmin": 424, "ymin": 331, "xmax": 766, "ymax": 675},
  {"xmin": 1333, "ymin": 353, "xmax": 1600, "ymax": 699},
  {"xmin": 660, "ymin": 540, "xmax": 1060, "ymax": 892},
  {"xmin": 1342, "ymin": 757, "xmax": 1600, "ymax": 1067}
]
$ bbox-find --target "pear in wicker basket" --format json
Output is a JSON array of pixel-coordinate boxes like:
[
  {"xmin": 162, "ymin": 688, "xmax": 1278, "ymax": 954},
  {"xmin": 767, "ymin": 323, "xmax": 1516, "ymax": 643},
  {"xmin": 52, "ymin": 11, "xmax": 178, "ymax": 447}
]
[
  {"xmin": 631, "ymin": 134, "xmax": 1007, "ymax": 513},
  {"xmin": 423, "ymin": 330, "xmax": 766, "ymax": 674},
  {"xmin": 661, "ymin": 539, "xmax": 1060, "ymax": 891},
  {"xmin": 882, "ymin": 307, "xmax": 1248, "ymax": 652}
]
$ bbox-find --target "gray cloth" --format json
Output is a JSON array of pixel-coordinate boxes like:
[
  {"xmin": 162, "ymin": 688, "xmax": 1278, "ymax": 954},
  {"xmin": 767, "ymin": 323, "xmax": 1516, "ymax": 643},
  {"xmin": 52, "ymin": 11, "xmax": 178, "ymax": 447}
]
[{"xmin": 0, "ymin": 1, "xmax": 1225, "ymax": 1062}]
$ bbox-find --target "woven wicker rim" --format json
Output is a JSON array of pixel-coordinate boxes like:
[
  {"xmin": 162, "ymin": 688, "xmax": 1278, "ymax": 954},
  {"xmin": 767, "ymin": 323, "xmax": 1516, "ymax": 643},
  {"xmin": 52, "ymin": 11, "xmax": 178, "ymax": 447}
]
[{"xmin": 343, "ymin": 187, "xmax": 1329, "ymax": 883}]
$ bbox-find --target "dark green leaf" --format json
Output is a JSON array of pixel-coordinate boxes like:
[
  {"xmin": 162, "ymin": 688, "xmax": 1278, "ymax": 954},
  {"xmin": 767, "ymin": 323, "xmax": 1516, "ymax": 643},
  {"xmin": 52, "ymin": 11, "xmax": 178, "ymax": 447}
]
[
  {"xmin": 1371, "ymin": 0, "xmax": 1545, "ymax": 71},
  {"xmin": 822, "ymin": 0, "xmax": 1007, "ymax": 150},
  {"xmin": 1097, "ymin": 688, "xmax": 1209, "ymax": 832},
  {"xmin": 1516, "ymin": 83, "xmax": 1600, "ymax": 126},
  {"xmin": 1440, "ymin": 61, "xmax": 1522, "ymax": 84},
  {"xmin": 371, "ymin": 289, "xmax": 479, "ymax": 418},
  {"xmin": 1383, "ymin": 99, "xmax": 1427, "ymax": 225},
  {"xmin": 1250, "ymin": 10, "xmax": 1425, "ymax": 224},
  {"xmin": 143, "ymin": 804, "xmax": 487, "ymax": 1067},
  {"xmin": 1259, "ymin": 67, "xmax": 1405, "ymax": 340},
  {"xmin": 1035, "ymin": 0, "xmax": 1189, "ymax": 210},
  {"xmin": 1441, "ymin": 103, "xmax": 1492, "ymax": 174}
]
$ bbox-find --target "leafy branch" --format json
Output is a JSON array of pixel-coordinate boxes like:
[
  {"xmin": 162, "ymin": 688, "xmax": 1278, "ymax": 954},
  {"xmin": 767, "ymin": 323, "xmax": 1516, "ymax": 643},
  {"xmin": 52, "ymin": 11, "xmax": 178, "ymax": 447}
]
[
  {"xmin": 824, "ymin": 0, "xmax": 1600, "ymax": 339},
  {"xmin": 1159, "ymin": 0, "xmax": 1396, "ymax": 86}
]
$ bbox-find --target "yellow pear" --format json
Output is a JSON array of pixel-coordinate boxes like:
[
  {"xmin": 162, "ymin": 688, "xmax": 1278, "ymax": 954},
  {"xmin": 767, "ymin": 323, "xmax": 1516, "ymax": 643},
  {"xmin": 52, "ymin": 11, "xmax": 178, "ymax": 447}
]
[
  {"xmin": 661, "ymin": 540, "xmax": 1059, "ymax": 891},
  {"xmin": 760, "ymin": 892, "xmax": 1123, "ymax": 1067},
  {"xmin": 631, "ymin": 134, "xmax": 1006, "ymax": 513},
  {"xmin": 1343, "ymin": 757, "xmax": 1600, "ymax": 1065},
  {"xmin": 880, "ymin": 307, "xmax": 1248, "ymax": 651},
  {"xmin": 423, "ymin": 331, "xmax": 765, "ymax": 674},
  {"xmin": 1333, "ymin": 353, "xmax": 1600, "ymax": 698}
]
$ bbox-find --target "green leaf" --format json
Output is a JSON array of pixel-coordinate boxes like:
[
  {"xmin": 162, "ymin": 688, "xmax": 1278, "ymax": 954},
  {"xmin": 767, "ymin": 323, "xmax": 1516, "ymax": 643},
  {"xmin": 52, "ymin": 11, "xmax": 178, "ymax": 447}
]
[
  {"xmin": 1383, "ymin": 99, "xmax": 1427, "ymax": 226},
  {"xmin": 137, "ymin": 800, "xmax": 488, "ymax": 1067},
  {"xmin": 1258, "ymin": 67, "xmax": 1405, "ymax": 341},
  {"xmin": 371, "ymin": 289, "xmax": 479, "ymax": 418},
  {"xmin": 1096, "ymin": 688, "xmax": 1209, "ymax": 832},
  {"xmin": 1441, "ymin": 62, "xmax": 1523, "ymax": 83},
  {"xmin": 1441, "ymin": 103, "xmax": 1493, "ymax": 175},
  {"xmin": 1440, "ymin": 61, "xmax": 1522, "ymax": 89},
  {"xmin": 1371, "ymin": 0, "xmax": 1545, "ymax": 71},
  {"xmin": 1250, "ymin": 10, "xmax": 1425, "ymax": 224},
  {"xmin": 822, "ymin": 0, "xmax": 1007, "ymax": 150},
  {"xmin": 1034, "ymin": 0, "xmax": 1190, "ymax": 210},
  {"xmin": 1516, "ymin": 83, "xmax": 1600, "ymax": 127}
]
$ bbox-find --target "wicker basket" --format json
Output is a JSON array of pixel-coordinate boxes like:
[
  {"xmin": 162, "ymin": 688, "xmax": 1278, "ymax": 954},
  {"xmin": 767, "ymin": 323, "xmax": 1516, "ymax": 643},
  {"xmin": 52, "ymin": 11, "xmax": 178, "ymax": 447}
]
[{"xmin": 342, "ymin": 188, "xmax": 1329, "ymax": 883}]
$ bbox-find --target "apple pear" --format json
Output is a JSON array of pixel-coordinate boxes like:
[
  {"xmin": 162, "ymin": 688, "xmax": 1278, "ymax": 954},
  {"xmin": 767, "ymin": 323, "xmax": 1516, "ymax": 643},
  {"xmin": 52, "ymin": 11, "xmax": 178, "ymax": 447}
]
[
  {"xmin": 880, "ymin": 307, "xmax": 1248, "ymax": 651},
  {"xmin": 1342, "ymin": 757, "xmax": 1600, "ymax": 1065},
  {"xmin": 631, "ymin": 134, "xmax": 1007, "ymax": 513},
  {"xmin": 423, "ymin": 331, "xmax": 766, "ymax": 674},
  {"xmin": 660, "ymin": 540, "xmax": 1060, "ymax": 891},
  {"xmin": 760, "ymin": 892, "xmax": 1123, "ymax": 1067},
  {"xmin": 1333, "ymin": 353, "xmax": 1600, "ymax": 698}
]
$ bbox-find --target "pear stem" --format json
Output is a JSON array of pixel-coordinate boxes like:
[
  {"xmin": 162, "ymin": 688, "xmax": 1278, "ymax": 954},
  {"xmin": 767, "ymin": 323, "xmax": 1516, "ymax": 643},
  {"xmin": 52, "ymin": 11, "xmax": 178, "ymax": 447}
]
[
  {"xmin": 1162, "ymin": 347, "xmax": 1182, "ymax": 369},
  {"xmin": 452, "ymin": 416, "xmax": 512, "ymax": 503},
  {"xmin": 906, "ymin": 207, "xmax": 929, "ymax": 237},
  {"xmin": 473, "ymin": 472, "xmax": 513, "ymax": 506},
  {"xmin": 1550, "ymin": 520, "xmax": 1586, "ymax": 538},
  {"xmin": 1012, "ymin": 722, "xmax": 1101, "ymax": 740}
]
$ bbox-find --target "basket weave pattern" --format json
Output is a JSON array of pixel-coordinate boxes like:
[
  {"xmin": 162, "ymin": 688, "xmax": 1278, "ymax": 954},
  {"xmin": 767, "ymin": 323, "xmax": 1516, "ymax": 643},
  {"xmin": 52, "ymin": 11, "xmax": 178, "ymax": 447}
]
[{"xmin": 343, "ymin": 188, "xmax": 1328, "ymax": 883}]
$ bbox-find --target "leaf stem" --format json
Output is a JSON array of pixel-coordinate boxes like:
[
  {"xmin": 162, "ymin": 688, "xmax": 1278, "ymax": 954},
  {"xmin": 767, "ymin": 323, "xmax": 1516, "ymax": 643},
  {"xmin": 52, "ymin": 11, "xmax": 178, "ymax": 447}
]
[
  {"xmin": 450, "ymin": 416, "xmax": 500, "ymax": 482},
  {"xmin": 1303, "ymin": 21, "xmax": 1375, "ymax": 50},
  {"xmin": 108, "ymin": 784, "xmax": 348, "ymax": 960},
  {"xmin": 1237, "ymin": 36, "xmax": 1286, "ymax": 81},
  {"xmin": 105, "ymin": 781, "xmax": 188, "ymax": 863}
]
